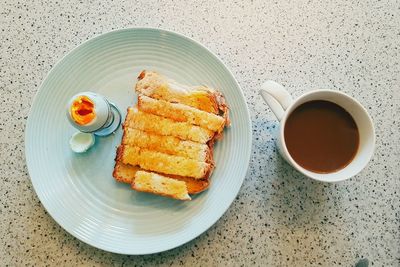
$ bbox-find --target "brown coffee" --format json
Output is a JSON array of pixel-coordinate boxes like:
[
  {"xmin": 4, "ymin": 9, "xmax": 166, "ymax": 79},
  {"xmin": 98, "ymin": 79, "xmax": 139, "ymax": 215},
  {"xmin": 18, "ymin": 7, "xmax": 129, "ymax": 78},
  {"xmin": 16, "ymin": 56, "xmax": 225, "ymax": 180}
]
[{"xmin": 284, "ymin": 100, "xmax": 359, "ymax": 173}]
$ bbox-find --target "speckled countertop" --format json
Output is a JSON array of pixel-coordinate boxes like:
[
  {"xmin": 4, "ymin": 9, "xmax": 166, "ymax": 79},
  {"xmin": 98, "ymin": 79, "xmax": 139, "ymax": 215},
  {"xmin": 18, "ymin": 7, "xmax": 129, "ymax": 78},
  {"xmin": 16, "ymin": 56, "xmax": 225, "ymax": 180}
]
[{"xmin": 1, "ymin": 0, "xmax": 399, "ymax": 266}]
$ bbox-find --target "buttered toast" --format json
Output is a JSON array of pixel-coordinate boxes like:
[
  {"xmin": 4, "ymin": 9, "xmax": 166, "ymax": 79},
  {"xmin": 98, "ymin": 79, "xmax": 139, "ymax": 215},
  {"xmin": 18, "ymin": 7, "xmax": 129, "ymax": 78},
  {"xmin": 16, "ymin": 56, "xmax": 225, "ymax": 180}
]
[
  {"xmin": 122, "ymin": 128, "xmax": 212, "ymax": 162},
  {"xmin": 113, "ymin": 161, "xmax": 209, "ymax": 194},
  {"xmin": 138, "ymin": 95, "xmax": 225, "ymax": 133},
  {"xmin": 132, "ymin": 171, "xmax": 191, "ymax": 201},
  {"xmin": 124, "ymin": 107, "xmax": 214, "ymax": 143},
  {"xmin": 136, "ymin": 70, "xmax": 230, "ymax": 126},
  {"xmin": 113, "ymin": 70, "xmax": 229, "ymax": 201},
  {"xmin": 117, "ymin": 145, "xmax": 213, "ymax": 179}
]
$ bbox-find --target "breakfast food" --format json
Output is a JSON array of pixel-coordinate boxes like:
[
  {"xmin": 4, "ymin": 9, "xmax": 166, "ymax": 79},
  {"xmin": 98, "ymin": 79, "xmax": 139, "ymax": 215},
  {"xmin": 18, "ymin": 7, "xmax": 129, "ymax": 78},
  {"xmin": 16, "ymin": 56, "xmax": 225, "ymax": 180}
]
[
  {"xmin": 118, "ymin": 145, "xmax": 212, "ymax": 179},
  {"xmin": 137, "ymin": 95, "xmax": 225, "ymax": 132},
  {"xmin": 132, "ymin": 171, "xmax": 191, "ymax": 201},
  {"xmin": 113, "ymin": 161, "xmax": 210, "ymax": 194},
  {"xmin": 122, "ymin": 128, "xmax": 211, "ymax": 161},
  {"xmin": 113, "ymin": 70, "xmax": 229, "ymax": 200},
  {"xmin": 66, "ymin": 92, "xmax": 123, "ymax": 137},
  {"xmin": 136, "ymin": 71, "xmax": 229, "ymax": 125},
  {"xmin": 70, "ymin": 95, "xmax": 96, "ymax": 125},
  {"xmin": 124, "ymin": 107, "xmax": 214, "ymax": 143}
]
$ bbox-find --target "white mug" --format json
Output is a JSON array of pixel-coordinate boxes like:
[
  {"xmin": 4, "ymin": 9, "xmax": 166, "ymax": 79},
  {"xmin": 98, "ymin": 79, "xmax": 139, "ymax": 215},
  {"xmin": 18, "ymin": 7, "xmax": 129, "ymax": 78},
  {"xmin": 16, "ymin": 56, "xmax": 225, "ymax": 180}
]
[{"xmin": 259, "ymin": 81, "xmax": 375, "ymax": 182}]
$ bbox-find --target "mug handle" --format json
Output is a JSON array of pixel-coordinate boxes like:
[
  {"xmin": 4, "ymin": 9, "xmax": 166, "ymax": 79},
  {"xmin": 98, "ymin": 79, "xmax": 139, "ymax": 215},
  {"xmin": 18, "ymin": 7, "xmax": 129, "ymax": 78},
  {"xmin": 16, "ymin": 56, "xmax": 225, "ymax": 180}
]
[{"xmin": 259, "ymin": 81, "xmax": 293, "ymax": 121}]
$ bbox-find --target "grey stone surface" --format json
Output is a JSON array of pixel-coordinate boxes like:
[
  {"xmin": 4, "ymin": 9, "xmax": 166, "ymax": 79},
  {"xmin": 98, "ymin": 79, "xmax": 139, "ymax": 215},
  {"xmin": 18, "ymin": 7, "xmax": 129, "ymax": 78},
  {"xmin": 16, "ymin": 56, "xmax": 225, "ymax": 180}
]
[{"xmin": 1, "ymin": 0, "xmax": 399, "ymax": 266}]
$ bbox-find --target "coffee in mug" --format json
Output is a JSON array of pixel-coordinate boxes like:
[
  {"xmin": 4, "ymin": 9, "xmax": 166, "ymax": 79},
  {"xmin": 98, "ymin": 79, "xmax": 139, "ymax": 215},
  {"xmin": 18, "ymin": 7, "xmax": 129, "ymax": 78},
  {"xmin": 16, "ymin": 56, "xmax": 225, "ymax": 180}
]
[
  {"xmin": 284, "ymin": 100, "xmax": 359, "ymax": 173},
  {"xmin": 259, "ymin": 81, "xmax": 375, "ymax": 182}
]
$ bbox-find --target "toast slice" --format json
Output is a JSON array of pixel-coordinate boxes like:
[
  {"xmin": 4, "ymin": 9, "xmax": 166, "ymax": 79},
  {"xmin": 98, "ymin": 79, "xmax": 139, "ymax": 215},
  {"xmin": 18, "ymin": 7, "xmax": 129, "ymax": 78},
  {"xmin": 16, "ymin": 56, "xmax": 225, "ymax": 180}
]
[
  {"xmin": 136, "ymin": 71, "xmax": 230, "ymax": 125},
  {"xmin": 122, "ymin": 127, "xmax": 212, "ymax": 162},
  {"xmin": 113, "ymin": 161, "xmax": 210, "ymax": 194},
  {"xmin": 132, "ymin": 170, "xmax": 191, "ymax": 201},
  {"xmin": 138, "ymin": 95, "xmax": 226, "ymax": 133},
  {"xmin": 113, "ymin": 161, "xmax": 140, "ymax": 183},
  {"xmin": 136, "ymin": 70, "xmax": 219, "ymax": 114},
  {"xmin": 118, "ymin": 145, "xmax": 213, "ymax": 179},
  {"xmin": 124, "ymin": 107, "xmax": 214, "ymax": 143}
]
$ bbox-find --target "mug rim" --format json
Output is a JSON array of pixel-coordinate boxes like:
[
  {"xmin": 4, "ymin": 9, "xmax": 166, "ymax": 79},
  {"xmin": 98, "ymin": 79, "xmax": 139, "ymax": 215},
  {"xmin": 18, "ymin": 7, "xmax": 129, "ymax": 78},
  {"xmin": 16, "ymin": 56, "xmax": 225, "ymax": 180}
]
[{"xmin": 279, "ymin": 89, "xmax": 375, "ymax": 182}]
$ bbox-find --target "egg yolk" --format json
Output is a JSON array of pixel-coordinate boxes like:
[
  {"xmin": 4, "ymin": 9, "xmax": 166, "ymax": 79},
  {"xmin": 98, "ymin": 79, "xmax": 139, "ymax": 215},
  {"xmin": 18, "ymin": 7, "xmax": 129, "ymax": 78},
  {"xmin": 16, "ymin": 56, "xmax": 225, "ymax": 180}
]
[{"xmin": 70, "ymin": 96, "xmax": 96, "ymax": 125}]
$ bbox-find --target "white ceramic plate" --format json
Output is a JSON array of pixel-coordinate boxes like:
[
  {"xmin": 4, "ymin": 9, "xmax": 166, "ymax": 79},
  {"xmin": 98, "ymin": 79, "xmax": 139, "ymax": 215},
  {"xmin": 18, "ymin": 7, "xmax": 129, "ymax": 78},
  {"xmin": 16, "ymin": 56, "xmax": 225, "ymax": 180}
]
[{"xmin": 25, "ymin": 28, "xmax": 252, "ymax": 255}]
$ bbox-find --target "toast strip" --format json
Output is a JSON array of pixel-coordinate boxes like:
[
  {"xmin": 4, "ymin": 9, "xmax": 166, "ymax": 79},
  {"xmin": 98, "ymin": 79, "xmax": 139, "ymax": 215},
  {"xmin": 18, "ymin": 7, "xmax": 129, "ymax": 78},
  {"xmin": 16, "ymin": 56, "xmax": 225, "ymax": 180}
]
[
  {"xmin": 122, "ymin": 128, "xmax": 211, "ymax": 162},
  {"xmin": 113, "ymin": 161, "xmax": 210, "ymax": 194},
  {"xmin": 119, "ymin": 145, "xmax": 212, "ymax": 179},
  {"xmin": 124, "ymin": 107, "xmax": 214, "ymax": 143},
  {"xmin": 138, "ymin": 95, "xmax": 225, "ymax": 132},
  {"xmin": 132, "ymin": 170, "xmax": 191, "ymax": 201},
  {"xmin": 112, "ymin": 161, "xmax": 140, "ymax": 184},
  {"xmin": 136, "ymin": 70, "xmax": 219, "ymax": 114}
]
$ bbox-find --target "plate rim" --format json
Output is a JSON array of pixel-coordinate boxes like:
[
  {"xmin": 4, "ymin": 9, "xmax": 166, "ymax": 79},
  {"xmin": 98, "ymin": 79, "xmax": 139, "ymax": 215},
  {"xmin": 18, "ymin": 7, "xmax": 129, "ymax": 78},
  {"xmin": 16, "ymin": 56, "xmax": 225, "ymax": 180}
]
[{"xmin": 25, "ymin": 27, "xmax": 253, "ymax": 255}]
